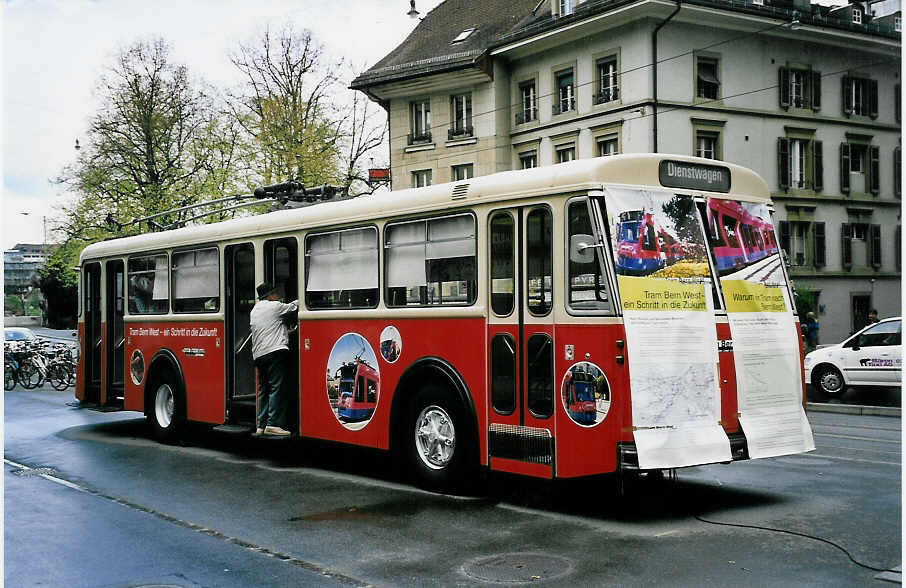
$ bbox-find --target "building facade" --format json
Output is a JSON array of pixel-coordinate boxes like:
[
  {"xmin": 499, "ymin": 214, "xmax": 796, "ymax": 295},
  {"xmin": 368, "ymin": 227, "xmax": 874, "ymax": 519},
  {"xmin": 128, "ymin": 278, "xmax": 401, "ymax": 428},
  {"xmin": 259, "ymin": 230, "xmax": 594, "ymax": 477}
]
[
  {"xmin": 351, "ymin": 0, "xmax": 901, "ymax": 342},
  {"xmin": 4, "ymin": 243, "xmax": 46, "ymax": 296}
]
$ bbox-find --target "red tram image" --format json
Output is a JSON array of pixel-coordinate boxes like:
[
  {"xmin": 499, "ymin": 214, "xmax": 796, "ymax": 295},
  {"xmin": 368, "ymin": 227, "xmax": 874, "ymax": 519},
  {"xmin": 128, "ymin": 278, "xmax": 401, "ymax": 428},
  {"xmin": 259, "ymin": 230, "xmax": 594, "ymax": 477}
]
[
  {"xmin": 706, "ymin": 199, "xmax": 779, "ymax": 274},
  {"xmin": 336, "ymin": 359, "xmax": 379, "ymax": 422},
  {"xmin": 563, "ymin": 370, "xmax": 597, "ymax": 425}
]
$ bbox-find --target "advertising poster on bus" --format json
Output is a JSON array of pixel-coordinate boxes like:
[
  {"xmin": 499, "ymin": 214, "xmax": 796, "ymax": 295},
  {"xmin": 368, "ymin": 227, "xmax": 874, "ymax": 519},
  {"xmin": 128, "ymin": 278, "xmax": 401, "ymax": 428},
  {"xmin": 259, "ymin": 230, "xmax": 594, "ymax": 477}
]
[
  {"xmin": 604, "ymin": 187, "xmax": 731, "ymax": 470},
  {"xmin": 706, "ymin": 198, "xmax": 815, "ymax": 458}
]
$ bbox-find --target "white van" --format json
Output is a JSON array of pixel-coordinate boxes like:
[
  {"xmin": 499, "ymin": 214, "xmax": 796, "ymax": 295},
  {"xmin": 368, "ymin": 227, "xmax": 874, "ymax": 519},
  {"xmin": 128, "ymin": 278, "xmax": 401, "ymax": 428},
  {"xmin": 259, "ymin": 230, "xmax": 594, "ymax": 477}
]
[{"xmin": 804, "ymin": 317, "xmax": 902, "ymax": 396}]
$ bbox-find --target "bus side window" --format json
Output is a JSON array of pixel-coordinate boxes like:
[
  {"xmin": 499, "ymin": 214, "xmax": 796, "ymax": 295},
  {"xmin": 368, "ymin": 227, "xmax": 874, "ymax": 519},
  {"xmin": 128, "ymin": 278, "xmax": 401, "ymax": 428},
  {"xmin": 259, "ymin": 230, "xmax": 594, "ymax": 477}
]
[
  {"xmin": 489, "ymin": 213, "xmax": 515, "ymax": 316},
  {"xmin": 526, "ymin": 208, "xmax": 552, "ymax": 316},
  {"xmin": 526, "ymin": 333, "xmax": 553, "ymax": 418},
  {"xmin": 306, "ymin": 228, "xmax": 379, "ymax": 309},
  {"xmin": 128, "ymin": 253, "xmax": 169, "ymax": 314},
  {"xmin": 566, "ymin": 199, "xmax": 610, "ymax": 312}
]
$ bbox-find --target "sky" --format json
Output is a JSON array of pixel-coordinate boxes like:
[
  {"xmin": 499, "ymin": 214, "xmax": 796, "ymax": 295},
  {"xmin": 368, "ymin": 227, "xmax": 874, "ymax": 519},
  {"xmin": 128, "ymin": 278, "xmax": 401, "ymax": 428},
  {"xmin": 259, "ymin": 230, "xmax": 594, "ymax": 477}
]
[{"xmin": 1, "ymin": 0, "xmax": 445, "ymax": 250}]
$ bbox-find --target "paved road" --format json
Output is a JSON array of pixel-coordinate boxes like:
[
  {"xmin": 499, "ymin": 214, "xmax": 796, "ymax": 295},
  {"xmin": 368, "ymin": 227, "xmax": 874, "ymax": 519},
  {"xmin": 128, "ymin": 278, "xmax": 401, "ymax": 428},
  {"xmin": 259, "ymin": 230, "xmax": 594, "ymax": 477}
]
[{"xmin": 4, "ymin": 384, "xmax": 901, "ymax": 587}]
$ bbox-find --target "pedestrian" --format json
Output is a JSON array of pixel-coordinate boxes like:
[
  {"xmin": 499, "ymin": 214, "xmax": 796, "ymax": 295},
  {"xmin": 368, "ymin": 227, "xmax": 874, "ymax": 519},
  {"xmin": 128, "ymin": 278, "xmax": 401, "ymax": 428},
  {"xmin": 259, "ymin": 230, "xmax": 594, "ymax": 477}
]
[
  {"xmin": 804, "ymin": 311, "xmax": 819, "ymax": 354},
  {"xmin": 868, "ymin": 309, "xmax": 880, "ymax": 324},
  {"xmin": 250, "ymin": 282, "xmax": 298, "ymax": 436}
]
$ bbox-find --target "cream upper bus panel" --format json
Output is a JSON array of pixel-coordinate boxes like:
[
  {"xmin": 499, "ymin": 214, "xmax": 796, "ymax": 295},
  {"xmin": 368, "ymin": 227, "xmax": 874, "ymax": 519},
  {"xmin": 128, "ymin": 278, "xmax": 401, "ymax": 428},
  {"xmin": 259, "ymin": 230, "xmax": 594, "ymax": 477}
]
[{"xmin": 79, "ymin": 155, "xmax": 770, "ymax": 264}]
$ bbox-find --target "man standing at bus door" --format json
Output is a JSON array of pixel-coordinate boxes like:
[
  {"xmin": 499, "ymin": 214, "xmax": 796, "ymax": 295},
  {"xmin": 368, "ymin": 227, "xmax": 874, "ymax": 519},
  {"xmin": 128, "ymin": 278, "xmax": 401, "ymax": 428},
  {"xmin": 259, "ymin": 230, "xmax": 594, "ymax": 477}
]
[{"xmin": 250, "ymin": 282, "xmax": 298, "ymax": 437}]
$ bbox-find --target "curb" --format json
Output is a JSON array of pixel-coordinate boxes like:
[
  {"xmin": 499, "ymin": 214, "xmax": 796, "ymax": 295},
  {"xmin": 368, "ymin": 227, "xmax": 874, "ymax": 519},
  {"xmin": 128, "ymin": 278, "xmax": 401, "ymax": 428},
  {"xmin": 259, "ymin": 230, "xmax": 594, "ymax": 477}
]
[{"xmin": 806, "ymin": 402, "xmax": 901, "ymax": 417}]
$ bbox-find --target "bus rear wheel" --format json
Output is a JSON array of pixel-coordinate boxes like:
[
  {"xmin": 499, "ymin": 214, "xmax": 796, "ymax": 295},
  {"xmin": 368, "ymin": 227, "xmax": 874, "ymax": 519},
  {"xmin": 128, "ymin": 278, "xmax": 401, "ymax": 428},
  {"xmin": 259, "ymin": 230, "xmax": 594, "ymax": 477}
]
[
  {"xmin": 148, "ymin": 371, "xmax": 183, "ymax": 443},
  {"xmin": 407, "ymin": 385, "xmax": 473, "ymax": 493}
]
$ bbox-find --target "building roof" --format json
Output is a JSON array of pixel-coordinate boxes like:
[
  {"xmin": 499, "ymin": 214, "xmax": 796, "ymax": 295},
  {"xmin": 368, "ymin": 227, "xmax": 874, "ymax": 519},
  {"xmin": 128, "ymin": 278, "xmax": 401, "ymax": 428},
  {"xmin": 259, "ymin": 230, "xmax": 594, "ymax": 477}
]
[
  {"xmin": 351, "ymin": 0, "xmax": 900, "ymax": 92},
  {"xmin": 350, "ymin": 0, "xmax": 539, "ymax": 90}
]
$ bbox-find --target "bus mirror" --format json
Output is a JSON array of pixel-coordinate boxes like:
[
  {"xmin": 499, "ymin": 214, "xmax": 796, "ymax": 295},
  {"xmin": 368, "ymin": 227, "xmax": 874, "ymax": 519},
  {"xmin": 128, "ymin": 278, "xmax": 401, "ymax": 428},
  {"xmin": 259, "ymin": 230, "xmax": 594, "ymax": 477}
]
[{"xmin": 570, "ymin": 235, "xmax": 597, "ymax": 264}]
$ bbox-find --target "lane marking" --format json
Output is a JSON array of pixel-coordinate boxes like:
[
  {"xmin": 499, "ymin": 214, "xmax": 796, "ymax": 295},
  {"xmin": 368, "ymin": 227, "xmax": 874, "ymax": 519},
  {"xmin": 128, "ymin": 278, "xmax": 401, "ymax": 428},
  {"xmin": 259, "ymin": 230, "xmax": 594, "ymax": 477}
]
[
  {"xmin": 4, "ymin": 457, "xmax": 372, "ymax": 586},
  {"xmin": 814, "ymin": 432, "xmax": 901, "ymax": 445}
]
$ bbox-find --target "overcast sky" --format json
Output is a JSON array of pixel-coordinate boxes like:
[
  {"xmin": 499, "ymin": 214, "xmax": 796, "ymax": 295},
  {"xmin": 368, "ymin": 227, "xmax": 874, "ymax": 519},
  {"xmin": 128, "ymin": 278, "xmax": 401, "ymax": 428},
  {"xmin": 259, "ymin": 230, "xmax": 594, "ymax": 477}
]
[{"xmin": 1, "ymin": 0, "xmax": 444, "ymax": 250}]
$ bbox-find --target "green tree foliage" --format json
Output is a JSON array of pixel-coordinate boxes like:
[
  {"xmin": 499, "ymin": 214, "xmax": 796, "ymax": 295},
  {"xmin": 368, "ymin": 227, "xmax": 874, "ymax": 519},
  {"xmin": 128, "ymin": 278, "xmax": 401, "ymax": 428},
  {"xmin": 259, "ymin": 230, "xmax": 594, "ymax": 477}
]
[
  {"xmin": 37, "ymin": 246, "xmax": 79, "ymax": 328},
  {"xmin": 55, "ymin": 38, "xmax": 247, "ymax": 242}
]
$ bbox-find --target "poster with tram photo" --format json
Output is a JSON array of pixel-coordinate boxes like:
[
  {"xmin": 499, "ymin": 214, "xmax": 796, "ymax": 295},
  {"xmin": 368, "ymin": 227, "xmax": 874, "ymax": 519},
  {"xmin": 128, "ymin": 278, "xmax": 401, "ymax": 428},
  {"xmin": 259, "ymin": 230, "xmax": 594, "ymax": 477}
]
[
  {"xmin": 706, "ymin": 198, "xmax": 815, "ymax": 459},
  {"xmin": 604, "ymin": 187, "xmax": 731, "ymax": 470}
]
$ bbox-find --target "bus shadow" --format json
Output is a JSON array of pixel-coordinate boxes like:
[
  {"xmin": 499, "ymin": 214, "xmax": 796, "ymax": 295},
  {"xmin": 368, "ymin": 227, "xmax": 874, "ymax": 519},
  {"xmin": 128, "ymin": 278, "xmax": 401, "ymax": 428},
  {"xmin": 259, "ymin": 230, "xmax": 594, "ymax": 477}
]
[{"xmin": 68, "ymin": 418, "xmax": 782, "ymax": 523}]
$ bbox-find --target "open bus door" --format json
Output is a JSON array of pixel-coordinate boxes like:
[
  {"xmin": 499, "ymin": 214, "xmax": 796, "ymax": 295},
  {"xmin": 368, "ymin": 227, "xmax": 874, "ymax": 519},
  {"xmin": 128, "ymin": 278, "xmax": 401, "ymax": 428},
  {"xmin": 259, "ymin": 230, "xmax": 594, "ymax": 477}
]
[
  {"xmin": 264, "ymin": 237, "xmax": 299, "ymax": 433},
  {"xmin": 82, "ymin": 262, "xmax": 102, "ymax": 404},
  {"xmin": 104, "ymin": 259, "xmax": 125, "ymax": 407},
  {"xmin": 487, "ymin": 206, "xmax": 556, "ymax": 478},
  {"xmin": 224, "ymin": 243, "xmax": 256, "ymax": 425}
]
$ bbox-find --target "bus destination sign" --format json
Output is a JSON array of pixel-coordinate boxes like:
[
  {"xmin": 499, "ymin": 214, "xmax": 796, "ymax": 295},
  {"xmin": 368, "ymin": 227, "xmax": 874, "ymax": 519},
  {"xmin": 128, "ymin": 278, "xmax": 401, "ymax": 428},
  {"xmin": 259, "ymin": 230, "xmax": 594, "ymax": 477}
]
[{"xmin": 659, "ymin": 160, "xmax": 731, "ymax": 192}]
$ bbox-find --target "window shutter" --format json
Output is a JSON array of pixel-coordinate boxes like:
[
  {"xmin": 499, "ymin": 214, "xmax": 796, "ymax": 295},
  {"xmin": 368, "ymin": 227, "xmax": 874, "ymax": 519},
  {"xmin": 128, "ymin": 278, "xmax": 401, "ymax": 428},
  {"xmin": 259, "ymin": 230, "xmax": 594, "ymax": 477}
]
[
  {"xmin": 813, "ymin": 222, "xmax": 826, "ymax": 267},
  {"xmin": 894, "ymin": 84, "xmax": 903, "ymax": 122},
  {"xmin": 896, "ymin": 225, "xmax": 901, "ymax": 270},
  {"xmin": 893, "ymin": 147, "xmax": 903, "ymax": 198},
  {"xmin": 840, "ymin": 143, "xmax": 851, "ymax": 194},
  {"xmin": 842, "ymin": 76, "xmax": 853, "ymax": 116},
  {"xmin": 778, "ymin": 137, "xmax": 790, "ymax": 191},
  {"xmin": 869, "ymin": 145, "xmax": 880, "ymax": 195},
  {"xmin": 811, "ymin": 70, "xmax": 822, "ymax": 111},
  {"xmin": 779, "ymin": 220, "xmax": 790, "ymax": 256},
  {"xmin": 779, "ymin": 67, "xmax": 790, "ymax": 109},
  {"xmin": 841, "ymin": 223, "xmax": 852, "ymax": 269},
  {"xmin": 870, "ymin": 224, "xmax": 882, "ymax": 268},
  {"xmin": 813, "ymin": 140, "xmax": 823, "ymax": 192},
  {"xmin": 868, "ymin": 79, "xmax": 879, "ymax": 119}
]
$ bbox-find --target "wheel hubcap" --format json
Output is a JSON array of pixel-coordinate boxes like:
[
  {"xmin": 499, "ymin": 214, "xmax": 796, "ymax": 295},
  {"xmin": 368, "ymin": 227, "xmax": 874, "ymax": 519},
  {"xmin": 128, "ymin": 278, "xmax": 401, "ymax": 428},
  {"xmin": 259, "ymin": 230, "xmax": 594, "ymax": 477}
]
[
  {"xmin": 155, "ymin": 384, "xmax": 174, "ymax": 428},
  {"xmin": 820, "ymin": 371, "xmax": 842, "ymax": 393},
  {"xmin": 415, "ymin": 405, "xmax": 455, "ymax": 470}
]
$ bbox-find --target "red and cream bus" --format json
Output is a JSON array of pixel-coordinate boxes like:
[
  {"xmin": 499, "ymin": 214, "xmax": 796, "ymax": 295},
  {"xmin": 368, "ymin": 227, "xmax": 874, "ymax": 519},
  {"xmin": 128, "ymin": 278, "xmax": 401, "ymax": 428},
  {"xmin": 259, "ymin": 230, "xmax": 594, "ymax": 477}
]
[{"xmin": 76, "ymin": 154, "xmax": 814, "ymax": 492}]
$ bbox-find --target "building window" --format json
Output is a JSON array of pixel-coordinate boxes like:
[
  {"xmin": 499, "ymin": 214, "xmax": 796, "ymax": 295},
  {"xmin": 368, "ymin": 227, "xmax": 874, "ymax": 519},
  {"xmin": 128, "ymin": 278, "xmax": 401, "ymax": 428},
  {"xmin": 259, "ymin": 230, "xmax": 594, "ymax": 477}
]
[
  {"xmin": 853, "ymin": 9, "xmax": 862, "ymax": 24},
  {"xmin": 839, "ymin": 142, "xmax": 879, "ymax": 194},
  {"xmin": 896, "ymin": 16, "xmax": 902, "ymax": 31},
  {"xmin": 779, "ymin": 67, "xmax": 821, "ymax": 110},
  {"xmin": 449, "ymin": 93, "xmax": 473, "ymax": 139},
  {"xmin": 595, "ymin": 56, "xmax": 619, "ymax": 104},
  {"xmin": 696, "ymin": 56, "xmax": 720, "ymax": 100},
  {"xmin": 452, "ymin": 164, "xmax": 473, "ymax": 181},
  {"xmin": 779, "ymin": 221, "xmax": 815, "ymax": 267},
  {"xmin": 517, "ymin": 80, "xmax": 537, "ymax": 124},
  {"xmin": 409, "ymin": 99, "xmax": 431, "ymax": 144},
  {"xmin": 895, "ymin": 146, "xmax": 901, "ymax": 198},
  {"xmin": 559, "ymin": 0, "xmax": 573, "ymax": 16},
  {"xmin": 556, "ymin": 144, "xmax": 576, "ymax": 164},
  {"xmin": 696, "ymin": 131, "xmax": 719, "ymax": 160},
  {"xmin": 843, "ymin": 76, "xmax": 878, "ymax": 118},
  {"xmin": 520, "ymin": 150, "xmax": 537, "ymax": 169},
  {"xmin": 412, "ymin": 169, "xmax": 432, "ymax": 188},
  {"xmin": 554, "ymin": 68, "xmax": 575, "ymax": 114},
  {"xmin": 778, "ymin": 136, "xmax": 823, "ymax": 191},
  {"xmin": 597, "ymin": 136, "xmax": 618, "ymax": 156},
  {"xmin": 841, "ymin": 222, "xmax": 882, "ymax": 269}
]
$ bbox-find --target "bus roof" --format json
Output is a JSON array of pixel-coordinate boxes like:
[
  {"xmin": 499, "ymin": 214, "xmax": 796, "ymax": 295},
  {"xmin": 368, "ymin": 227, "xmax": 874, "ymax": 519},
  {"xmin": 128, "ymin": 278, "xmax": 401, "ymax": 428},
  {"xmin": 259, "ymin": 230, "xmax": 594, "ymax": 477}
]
[{"xmin": 80, "ymin": 153, "xmax": 771, "ymax": 262}]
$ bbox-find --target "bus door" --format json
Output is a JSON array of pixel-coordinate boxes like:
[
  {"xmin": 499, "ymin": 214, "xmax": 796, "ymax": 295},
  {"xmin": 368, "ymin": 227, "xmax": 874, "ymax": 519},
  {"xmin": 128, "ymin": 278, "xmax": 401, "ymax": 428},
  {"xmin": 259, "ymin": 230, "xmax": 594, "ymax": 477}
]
[
  {"xmin": 264, "ymin": 237, "xmax": 299, "ymax": 433},
  {"xmin": 83, "ymin": 262, "xmax": 102, "ymax": 404},
  {"xmin": 224, "ymin": 243, "xmax": 256, "ymax": 424},
  {"xmin": 104, "ymin": 260, "xmax": 125, "ymax": 406},
  {"xmin": 487, "ymin": 206, "xmax": 556, "ymax": 478}
]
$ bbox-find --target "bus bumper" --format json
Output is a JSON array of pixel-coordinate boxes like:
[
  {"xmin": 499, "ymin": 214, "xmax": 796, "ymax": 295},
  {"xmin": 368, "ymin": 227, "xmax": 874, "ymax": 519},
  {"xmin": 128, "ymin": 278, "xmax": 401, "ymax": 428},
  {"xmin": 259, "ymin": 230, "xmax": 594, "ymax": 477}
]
[{"xmin": 617, "ymin": 432, "xmax": 749, "ymax": 471}]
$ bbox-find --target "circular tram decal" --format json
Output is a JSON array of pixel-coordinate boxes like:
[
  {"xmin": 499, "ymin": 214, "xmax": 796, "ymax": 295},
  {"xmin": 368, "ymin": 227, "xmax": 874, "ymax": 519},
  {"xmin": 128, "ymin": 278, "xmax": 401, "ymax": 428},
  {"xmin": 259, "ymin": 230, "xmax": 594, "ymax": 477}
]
[
  {"xmin": 129, "ymin": 349, "xmax": 145, "ymax": 385},
  {"xmin": 326, "ymin": 333, "xmax": 380, "ymax": 431},
  {"xmin": 379, "ymin": 325, "xmax": 402, "ymax": 364},
  {"xmin": 560, "ymin": 361, "xmax": 611, "ymax": 427}
]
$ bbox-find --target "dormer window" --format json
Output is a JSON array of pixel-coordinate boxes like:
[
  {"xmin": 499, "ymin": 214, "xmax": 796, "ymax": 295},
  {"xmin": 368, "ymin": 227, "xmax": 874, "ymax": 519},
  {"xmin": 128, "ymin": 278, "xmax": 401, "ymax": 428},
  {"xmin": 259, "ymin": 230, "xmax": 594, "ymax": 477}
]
[
  {"xmin": 451, "ymin": 28, "xmax": 475, "ymax": 44},
  {"xmin": 853, "ymin": 9, "xmax": 862, "ymax": 24}
]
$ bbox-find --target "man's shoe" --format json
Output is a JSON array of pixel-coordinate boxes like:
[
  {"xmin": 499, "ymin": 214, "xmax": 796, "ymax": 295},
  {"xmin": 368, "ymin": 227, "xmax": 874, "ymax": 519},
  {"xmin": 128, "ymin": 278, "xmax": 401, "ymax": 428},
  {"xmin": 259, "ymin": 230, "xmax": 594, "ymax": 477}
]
[
  {"xmin": 264, "ymin": 426, "xmax": 291, "ymax": 436},
  {"xmin": 255, "ymin": 428, "xmax": 265, "ymax": 435}
]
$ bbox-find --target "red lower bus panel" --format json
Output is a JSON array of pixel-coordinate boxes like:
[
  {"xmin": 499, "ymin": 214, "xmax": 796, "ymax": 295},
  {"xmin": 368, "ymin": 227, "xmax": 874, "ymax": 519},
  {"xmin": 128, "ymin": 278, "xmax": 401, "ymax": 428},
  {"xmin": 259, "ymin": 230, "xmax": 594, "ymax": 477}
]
[
  {"xmin": 299, "ymin": 317, "xmax": 487, "ymax": 463},
  {"xmin": 123, "ymin": 321, "xmax": 226, "ymax": 423}
]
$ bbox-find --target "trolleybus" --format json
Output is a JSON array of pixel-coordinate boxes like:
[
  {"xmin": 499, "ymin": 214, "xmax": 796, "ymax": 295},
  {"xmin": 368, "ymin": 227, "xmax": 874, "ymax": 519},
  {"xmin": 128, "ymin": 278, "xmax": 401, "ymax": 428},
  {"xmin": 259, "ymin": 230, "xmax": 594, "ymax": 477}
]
[{"xmin": 76, "ymin": 154, "xmax": 814, "ymax": 492}]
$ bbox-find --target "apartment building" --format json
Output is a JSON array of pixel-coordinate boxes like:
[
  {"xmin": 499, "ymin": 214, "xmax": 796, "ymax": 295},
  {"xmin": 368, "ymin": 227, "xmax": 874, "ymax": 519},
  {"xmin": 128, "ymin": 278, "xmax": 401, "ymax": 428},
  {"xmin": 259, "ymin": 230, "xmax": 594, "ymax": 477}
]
[{"xmin": 351, "ymin": 0, "xmax": 901, "ymax": 342}]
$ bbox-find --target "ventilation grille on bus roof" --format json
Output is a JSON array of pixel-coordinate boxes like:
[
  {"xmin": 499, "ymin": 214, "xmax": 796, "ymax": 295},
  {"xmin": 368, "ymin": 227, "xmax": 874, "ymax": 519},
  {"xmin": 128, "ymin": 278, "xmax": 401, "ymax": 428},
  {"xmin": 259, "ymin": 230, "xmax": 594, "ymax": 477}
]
[{"xmin": 451, "ymin": 183, "xmax": 470, "ymax": 200}]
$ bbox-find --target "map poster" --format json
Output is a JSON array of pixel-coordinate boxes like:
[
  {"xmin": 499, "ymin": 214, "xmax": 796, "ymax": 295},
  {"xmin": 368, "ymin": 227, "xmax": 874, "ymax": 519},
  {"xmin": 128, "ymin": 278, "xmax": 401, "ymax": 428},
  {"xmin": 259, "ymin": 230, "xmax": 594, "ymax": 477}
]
[
  {"xmin": 605, "ymin": 187, "xmax": 730, "ymax": 470},
  {"xmin": 707, "ymin": 198, "xmax": 815, "ymax": 458}
]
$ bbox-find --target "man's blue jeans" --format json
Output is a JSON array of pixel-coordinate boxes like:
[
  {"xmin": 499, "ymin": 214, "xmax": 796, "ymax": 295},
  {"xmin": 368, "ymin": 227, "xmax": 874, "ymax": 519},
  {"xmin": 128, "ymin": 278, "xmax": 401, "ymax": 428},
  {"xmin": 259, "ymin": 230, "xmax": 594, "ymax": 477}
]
[{"xmin": 255, "ymin": 349, "xmax": 287, "ymax": 430}]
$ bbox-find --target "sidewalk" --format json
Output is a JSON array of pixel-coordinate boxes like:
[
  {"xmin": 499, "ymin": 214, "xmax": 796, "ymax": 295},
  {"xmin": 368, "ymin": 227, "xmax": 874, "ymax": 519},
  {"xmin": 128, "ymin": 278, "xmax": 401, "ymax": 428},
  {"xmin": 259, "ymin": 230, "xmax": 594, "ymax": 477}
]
[{"xmin": 807, "ymin": 402, "xmax": 900, "ymax": 417}]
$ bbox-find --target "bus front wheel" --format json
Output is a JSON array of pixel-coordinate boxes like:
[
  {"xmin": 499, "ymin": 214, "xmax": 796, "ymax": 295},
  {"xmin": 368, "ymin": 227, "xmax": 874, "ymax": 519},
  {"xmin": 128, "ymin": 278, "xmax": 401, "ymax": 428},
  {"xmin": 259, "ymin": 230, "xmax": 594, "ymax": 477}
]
[
  {"xmin": 148, "ymin": 371, "xmax": 183, "ymax": 443},
  {"xmin": 407, "ymin": 385, "xmax": 473, "ymax": 493}
]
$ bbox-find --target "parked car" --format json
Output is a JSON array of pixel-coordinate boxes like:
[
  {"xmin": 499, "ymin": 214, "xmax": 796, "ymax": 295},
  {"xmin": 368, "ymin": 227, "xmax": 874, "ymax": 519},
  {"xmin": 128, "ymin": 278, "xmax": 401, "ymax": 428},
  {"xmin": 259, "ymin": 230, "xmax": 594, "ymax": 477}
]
[
  {"xmin": 4, "ymin": 327, "xmax": 37, "ymax": 342},
  {"xmin": 804, "ymin": 317, "xmax": 902, "ymax": 396}
]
